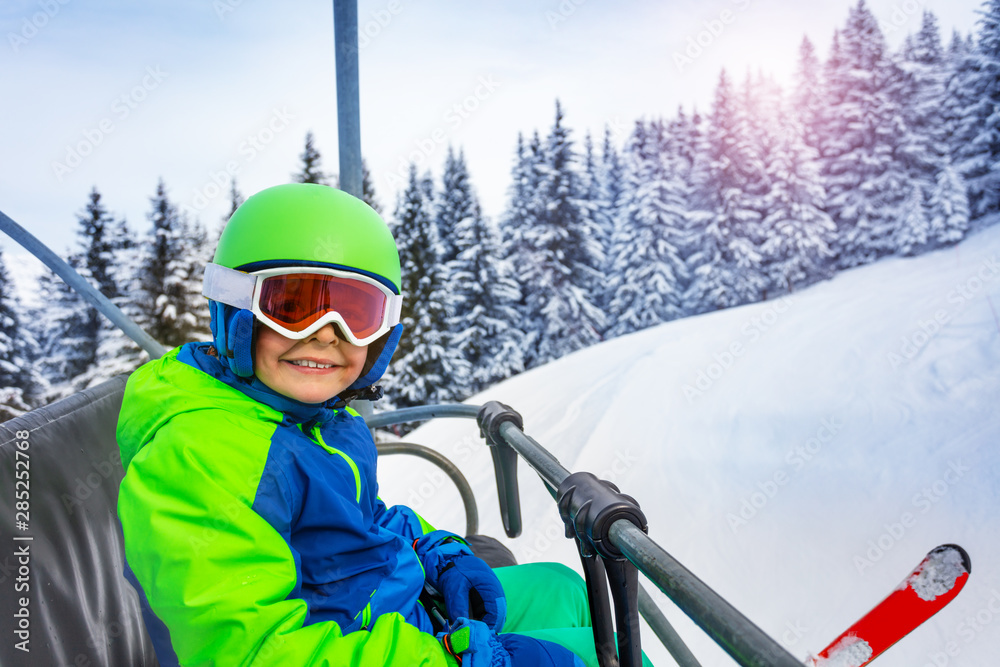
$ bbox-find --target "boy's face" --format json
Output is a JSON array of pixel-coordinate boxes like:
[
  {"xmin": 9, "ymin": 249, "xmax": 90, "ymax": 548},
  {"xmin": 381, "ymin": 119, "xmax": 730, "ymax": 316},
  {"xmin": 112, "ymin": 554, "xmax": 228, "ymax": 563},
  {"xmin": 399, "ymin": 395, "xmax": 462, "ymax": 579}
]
[{"xmin": 254, "ymin": 323, "xmax": 368, "ymax": 404}]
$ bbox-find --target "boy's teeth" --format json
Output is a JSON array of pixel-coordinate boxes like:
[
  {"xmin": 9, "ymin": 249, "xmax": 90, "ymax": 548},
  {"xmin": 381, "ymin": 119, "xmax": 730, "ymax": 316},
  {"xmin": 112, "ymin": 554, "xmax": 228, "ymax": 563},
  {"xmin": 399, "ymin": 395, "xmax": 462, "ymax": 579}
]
[{"xmin": 290, "ymin": 360, "xmax": 333, "ymax": 369}]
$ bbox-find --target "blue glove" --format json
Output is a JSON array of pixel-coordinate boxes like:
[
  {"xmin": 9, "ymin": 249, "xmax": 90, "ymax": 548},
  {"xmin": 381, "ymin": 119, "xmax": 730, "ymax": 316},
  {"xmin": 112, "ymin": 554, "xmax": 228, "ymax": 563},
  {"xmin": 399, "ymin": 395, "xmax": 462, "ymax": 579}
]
[
  {"xmin": 414, "ymin": 530, "xmax": 507, "ymax": 632},
  {"xmin": 438, "ymin": 618, "xmax": 585, "ymax": 667}
]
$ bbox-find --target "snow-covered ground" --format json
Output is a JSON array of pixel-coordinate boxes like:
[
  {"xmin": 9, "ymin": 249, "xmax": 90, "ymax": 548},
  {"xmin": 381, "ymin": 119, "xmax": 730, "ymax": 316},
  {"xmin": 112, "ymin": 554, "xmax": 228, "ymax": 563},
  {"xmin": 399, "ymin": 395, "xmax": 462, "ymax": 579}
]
[{"xmin": 377, "ymin": 224, "xmax": 1000, "ymax": 667}]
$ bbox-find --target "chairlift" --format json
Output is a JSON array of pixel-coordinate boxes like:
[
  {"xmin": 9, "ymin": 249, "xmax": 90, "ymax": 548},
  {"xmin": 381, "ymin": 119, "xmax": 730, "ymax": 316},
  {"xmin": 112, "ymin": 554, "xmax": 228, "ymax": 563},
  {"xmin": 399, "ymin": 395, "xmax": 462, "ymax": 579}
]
[{"xmin": 0, "ymin": 3, "xmax": 813, "ymax": 665}]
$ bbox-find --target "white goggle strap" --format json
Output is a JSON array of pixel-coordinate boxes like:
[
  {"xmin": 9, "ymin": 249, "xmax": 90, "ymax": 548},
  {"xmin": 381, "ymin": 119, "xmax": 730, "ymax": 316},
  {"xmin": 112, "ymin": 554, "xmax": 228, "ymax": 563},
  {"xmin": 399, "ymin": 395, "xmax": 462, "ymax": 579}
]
[
  {"xmin": 202, "ymin": 263, "xmax": 257, "ymax": 309},
  {"xmin": 386, "ymin": 293, "xmax": 403, "ymax": 327}
]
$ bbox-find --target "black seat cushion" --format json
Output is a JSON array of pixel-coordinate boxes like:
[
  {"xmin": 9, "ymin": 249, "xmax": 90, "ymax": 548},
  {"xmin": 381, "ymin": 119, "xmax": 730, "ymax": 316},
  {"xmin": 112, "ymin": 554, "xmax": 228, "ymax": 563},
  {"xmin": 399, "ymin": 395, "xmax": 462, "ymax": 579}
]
[{"xmin": 0, "ymin": 376, "xmax": 158, "ymax": 667}]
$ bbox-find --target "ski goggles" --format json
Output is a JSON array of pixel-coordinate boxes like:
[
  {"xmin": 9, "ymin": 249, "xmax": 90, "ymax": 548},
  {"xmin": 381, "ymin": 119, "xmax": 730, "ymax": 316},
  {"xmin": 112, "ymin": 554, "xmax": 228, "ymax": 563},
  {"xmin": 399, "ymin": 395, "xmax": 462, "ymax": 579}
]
[{"xmin": 203, "ymin": 263, "xmax": 403, "ymax": 346}]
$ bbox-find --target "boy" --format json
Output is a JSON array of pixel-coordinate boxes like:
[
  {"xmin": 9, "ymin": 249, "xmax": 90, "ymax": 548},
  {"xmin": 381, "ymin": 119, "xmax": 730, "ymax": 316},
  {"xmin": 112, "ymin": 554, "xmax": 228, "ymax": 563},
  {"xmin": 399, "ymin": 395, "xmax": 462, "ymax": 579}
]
[{"xmin": 116, "ymin": 184, "xmax": 598, "ymax": 666}]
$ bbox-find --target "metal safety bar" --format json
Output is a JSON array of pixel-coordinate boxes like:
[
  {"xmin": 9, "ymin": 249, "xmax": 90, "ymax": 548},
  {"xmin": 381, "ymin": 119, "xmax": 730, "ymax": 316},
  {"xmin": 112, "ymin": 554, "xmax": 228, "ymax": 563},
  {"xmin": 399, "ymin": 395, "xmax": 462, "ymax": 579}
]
[
  {"xmin": 368, "ymin": 401, "xmax": 803, "ymax": 667},
  {"xmin": 495, "ymin": 416, "xmax": 802, "ymax": 667},
  {"xmin": 376, "ymin": 441, "xmax": 479, "ymax": 537}
]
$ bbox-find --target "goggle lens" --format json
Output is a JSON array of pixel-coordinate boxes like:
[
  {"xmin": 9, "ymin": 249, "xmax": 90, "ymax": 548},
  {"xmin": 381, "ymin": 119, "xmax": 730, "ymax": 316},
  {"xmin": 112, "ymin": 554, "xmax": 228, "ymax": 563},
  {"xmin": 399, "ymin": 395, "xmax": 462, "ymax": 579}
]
[{"xmin": 258, "ymin": 273, "xmax": 388, "ymax": 340}]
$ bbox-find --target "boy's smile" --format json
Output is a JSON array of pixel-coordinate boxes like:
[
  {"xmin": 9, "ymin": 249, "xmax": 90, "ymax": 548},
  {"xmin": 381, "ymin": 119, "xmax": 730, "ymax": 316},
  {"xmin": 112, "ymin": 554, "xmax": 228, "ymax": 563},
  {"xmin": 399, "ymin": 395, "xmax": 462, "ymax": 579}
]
[{"xmin": 254, "ymin": 323, "xmax": 368, "ymax": 404}]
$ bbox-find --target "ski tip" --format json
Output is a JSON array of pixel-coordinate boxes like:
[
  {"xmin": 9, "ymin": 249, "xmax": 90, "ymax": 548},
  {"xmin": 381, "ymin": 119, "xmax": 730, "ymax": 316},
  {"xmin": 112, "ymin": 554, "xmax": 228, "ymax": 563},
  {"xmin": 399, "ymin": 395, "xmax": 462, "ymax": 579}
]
[
  {"xmin": 933, "ymin": 544, "xmax": 971, "ymax": 575},
  {"xmin": 908, "ymin": 544, "xmax": 971, "ymax": 602}
]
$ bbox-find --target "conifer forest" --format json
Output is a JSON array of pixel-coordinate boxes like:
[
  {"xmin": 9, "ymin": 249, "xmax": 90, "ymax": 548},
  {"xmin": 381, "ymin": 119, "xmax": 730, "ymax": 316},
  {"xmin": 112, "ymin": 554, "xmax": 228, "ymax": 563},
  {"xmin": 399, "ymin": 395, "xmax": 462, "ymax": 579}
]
[{"xmin": 1, "ymin": 0, "xmax": 998, "ymax": 420}]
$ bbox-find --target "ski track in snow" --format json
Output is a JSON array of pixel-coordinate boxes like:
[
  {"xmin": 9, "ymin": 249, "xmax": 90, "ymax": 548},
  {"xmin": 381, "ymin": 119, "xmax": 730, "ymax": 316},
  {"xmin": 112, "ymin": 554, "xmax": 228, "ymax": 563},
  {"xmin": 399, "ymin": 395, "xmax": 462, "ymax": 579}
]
[{"xmin": 378, "ymin": 224, "xmax": 1000, "ymax": 667}]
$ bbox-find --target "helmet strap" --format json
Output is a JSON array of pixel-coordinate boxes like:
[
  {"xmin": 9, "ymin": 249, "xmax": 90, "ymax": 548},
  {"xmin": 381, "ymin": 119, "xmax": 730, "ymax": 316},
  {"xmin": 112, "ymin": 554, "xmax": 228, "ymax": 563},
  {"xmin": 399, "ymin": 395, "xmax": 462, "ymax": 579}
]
[{"xmin": 348, "ymin": 323, "xmax": 402, "ymax": 390}]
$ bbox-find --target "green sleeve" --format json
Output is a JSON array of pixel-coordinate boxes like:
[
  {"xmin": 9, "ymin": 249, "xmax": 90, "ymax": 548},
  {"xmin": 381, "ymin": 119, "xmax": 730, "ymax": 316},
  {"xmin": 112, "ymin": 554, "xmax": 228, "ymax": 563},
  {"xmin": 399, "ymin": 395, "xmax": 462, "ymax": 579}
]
[{"xmin": 118, "ymin": 412, "xmax": 454, "ymax": 667}]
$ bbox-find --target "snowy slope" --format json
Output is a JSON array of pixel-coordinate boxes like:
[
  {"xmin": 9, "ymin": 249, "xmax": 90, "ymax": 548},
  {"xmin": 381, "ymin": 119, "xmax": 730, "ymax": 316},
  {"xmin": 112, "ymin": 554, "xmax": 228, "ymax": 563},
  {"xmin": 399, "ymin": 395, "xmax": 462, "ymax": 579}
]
[{"xmin": 376, "ymin": 224, "xmax": 1000, "ymax": 667}]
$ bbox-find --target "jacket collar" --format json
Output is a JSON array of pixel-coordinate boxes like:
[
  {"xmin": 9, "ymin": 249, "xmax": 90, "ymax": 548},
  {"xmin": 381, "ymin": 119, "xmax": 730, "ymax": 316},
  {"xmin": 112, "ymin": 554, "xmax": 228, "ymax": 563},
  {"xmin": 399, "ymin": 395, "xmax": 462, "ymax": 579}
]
[{"xmin": 177, "ymin": 343, "xmax": 342, "ymax": 425}]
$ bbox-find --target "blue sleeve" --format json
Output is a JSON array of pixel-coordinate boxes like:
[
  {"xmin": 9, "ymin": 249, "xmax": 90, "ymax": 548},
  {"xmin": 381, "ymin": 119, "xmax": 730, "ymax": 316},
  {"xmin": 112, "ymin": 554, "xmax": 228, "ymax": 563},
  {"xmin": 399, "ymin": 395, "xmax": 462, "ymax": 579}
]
[{"xmin": 373, "ymin": 497, "xmax": 436, "ymax": 543}]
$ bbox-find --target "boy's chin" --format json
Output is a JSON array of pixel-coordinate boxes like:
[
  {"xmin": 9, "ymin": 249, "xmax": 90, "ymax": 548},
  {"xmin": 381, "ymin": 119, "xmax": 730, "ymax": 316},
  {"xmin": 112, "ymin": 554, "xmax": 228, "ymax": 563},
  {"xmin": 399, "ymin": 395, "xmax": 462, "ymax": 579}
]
[
  {"xmin": 285, "ymin": 386, "xmax": 346, "ymax": 404},
  {"xmin": 261, "ymin": 377, "xmax": 352, "ymax": 405}
]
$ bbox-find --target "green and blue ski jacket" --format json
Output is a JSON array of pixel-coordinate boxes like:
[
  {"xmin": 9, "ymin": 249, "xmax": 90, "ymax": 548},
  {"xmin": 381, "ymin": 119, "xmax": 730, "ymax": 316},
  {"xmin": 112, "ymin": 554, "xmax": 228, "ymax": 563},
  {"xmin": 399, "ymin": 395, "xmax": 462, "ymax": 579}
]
[{"xmin": 116, "ymin": 343, "xmax": 453, "ymax": 666}]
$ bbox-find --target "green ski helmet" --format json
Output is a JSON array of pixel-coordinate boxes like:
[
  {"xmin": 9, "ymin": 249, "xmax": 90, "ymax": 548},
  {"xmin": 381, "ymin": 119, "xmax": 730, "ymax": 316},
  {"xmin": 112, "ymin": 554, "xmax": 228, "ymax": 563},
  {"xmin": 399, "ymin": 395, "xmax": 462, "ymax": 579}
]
[{"xmin": 206, "ymin": 183, "xmax": 403, "ymax": 391}]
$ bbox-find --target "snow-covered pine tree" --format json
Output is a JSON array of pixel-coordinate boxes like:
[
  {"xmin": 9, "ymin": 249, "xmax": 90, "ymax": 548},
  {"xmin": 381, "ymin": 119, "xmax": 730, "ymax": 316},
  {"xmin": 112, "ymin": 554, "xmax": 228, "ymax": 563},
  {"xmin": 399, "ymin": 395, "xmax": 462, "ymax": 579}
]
[
  {"xmin": 927, "ymin": 161, "xmax": 971, "ymax": 244},
  {"xmin": 897, "ymin": 183, "xmax": 931, "ymax": 255},
  {"xmin": 760, "ymin": 105, "xmax": 836, "ymax": 294},
  {"xmin": 941, "ymin": 31, "xmax": 976, "ymax": 152},
  {"xmin": 815, "ymin": 26, "xmax": 848, "ymax": 158},
  {"xmin": 224, "ymin": 179, "xmax": 245, "ymax": 224},
  {"xmin": 30, "ymin": 188, "xmax": 126, "ymax": 396},
  {"xmin": 606, "ymin": 120, "xmax": 690, "ymax": 338},
  {"xmin": 497, "ymin": 132, "xmax": 544, "ymax": 361},
  {"xmin": 0, "ymin": 248, "xmax": 38, "ymax": 420},
  {"xmin": 499, "ymin": 133, "xmax": 539, "ymax": 266},
  {"xmin": 361, "ymin": 158, "xmax": 382, "ymax": 214},
  {"xmin": 582, "ymin": 132, "xmax": 611, "ymax": 265},
  {"xmin": 523, "ymin": 101, "xmax": 606, "ymax": 365},
  {"xmin": 68, "ymin": 200, "xmax": 149, "ymax": 390},
  {"xmin": 743, "ymin": 71, "xmax": 785, "ymax": 275},
  {"xmin": 75, "ymin": 187, "xmax": 122, "ymax": 373},
  {"xmin": 177, "ymin": 216, "xmax": 213, "ymax": 341},
  {"xmin": 578, "ymin": 131, "xmax": 612, "ymax": 319},
  {"xmin": 384, "ymin": 164, "xmax": 454, "ymax": 408},
  {"xmin": 31, "ymin": 264, "xmax": 90, "ymax": 397},
  {"xmin": 596, "ymin": 126, "xmax": 627, "ymax": 317},
  {"xmin": 899, "ymin": 12, "xmax": 948, "ymax": 169},
  {"xmin": 941, "ymin": 29, "xmax": 973, "ymax": 127},
  {"xmin": 793, "ymin": 36, "xmax": 826, "ymax": 154},
  {"xmin": 138, "ymin": 180, "xmax": 209, "ymax": 349},
  {"xmin": 77, "ymin": 187, "xmax": 120, "ymax": 300},
  {"xmin": 441, "ymin": 150, "xmax": 524, "ymax": 395},
  {"xmin": 894, "ymin": 10, "xmax": 966, "ymax": 252},
  {"xmin": 952, "ymin": 0, "xmax": 1000, "ymax": 223},
  {"xmin": 686, "ymin": 70, "xmax": 768, "ymax": 313},
  {"xmin": 91, "ymin": 219, "xmax": 147, "ymax": 380},
  {"xmin": 599, "ymin": 125, "xmax": 627, "ymax": 219},
  {"xmin": 670, "ymin": 107, "xmax": 714, "ymax": 250},
  {"xmin": 667, "ymin": 107, "xmax": 706, "ymax": 191},
  {"xmin": 435, "ymin": 147, "xmax": 467, "ymax": 270},
  {"xmin": 293, "ymin": 131, "xmax": 330, "ymax": 185},
  {"xmin": 935, "ymin": 32, "xmax": 979, "ymax": 242},
  {"xmin": 822, "ymin": 0, "xmax": 913, "ymax": 268}
]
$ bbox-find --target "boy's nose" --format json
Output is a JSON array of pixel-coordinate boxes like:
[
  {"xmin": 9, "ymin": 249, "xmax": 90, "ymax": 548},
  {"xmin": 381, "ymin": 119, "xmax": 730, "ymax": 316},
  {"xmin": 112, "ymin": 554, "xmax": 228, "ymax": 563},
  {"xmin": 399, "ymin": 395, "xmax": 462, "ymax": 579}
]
[{"xmin": 310, "ymin": 323, "xmax": 343, "ymax": 345}]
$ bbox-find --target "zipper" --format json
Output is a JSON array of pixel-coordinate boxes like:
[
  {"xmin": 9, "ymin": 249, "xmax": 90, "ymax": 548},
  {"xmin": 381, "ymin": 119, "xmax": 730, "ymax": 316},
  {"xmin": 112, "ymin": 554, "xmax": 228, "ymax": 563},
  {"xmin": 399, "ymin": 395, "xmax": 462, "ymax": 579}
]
[
  {"xmin": 352, "ymin": 589, "xmax": 377, "ymax": 631},
  {"xmin": 300, "ymin": 423, "xmax": 362, "ymax": 503}
]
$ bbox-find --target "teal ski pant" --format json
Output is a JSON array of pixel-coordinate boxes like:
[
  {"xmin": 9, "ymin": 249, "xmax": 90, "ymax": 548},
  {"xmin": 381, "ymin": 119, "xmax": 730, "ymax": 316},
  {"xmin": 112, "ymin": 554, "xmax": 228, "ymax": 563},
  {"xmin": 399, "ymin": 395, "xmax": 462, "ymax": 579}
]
[{"xmin": 494, "ymin": 562, "xmax": 654, "ymax": 667}]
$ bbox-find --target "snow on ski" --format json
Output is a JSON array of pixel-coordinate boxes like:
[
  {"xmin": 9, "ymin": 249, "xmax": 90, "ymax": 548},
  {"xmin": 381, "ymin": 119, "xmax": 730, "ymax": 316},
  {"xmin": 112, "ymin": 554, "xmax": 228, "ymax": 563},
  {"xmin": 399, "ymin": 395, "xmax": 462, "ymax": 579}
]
[{"xmin": 807, "ymin": 544, "xmax": 971, "ymax": 667}]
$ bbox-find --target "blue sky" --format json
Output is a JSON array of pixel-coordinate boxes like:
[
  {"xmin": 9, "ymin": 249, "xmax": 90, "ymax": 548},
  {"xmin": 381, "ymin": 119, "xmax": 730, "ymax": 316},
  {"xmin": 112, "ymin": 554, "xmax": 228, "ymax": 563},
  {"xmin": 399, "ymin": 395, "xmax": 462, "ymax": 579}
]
[{"xmin": 0, "ymin": 0, "xmax": 986, "ymax": 285}]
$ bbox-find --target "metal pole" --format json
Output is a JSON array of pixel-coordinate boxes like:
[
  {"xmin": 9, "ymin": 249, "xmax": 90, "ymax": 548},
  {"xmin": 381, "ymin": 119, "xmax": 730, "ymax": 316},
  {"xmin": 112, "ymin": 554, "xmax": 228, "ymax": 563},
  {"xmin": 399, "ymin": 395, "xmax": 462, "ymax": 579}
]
[
  {"xmin": 332, "ymin": 0, "xmax": 373, "ymax": 423},
  {"xmin": 0, "ymin": 208, "xmax": 167, "ymax": 360},
  {"xmin": 366, "ymin": 404, "xmax": 480, "ymax": 429},
  {"xmin": 638, "ymin": 584, "xmax": 703, "ymax": 667},
  {"xmin": 332, "ymin": 0, "xmax": 370, "ymax": 419},
  {"xmin": 333, "ymin": 0, "xmax": 363, "ymax": 197}
]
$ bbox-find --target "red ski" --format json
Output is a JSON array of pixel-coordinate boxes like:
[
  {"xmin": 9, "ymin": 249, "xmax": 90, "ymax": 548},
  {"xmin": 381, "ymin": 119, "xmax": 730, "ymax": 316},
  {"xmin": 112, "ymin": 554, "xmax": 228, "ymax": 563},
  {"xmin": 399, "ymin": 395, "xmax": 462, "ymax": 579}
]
[{"xmin": 807, "ymin": 544, "xmax": 971, "ymax": 667}]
